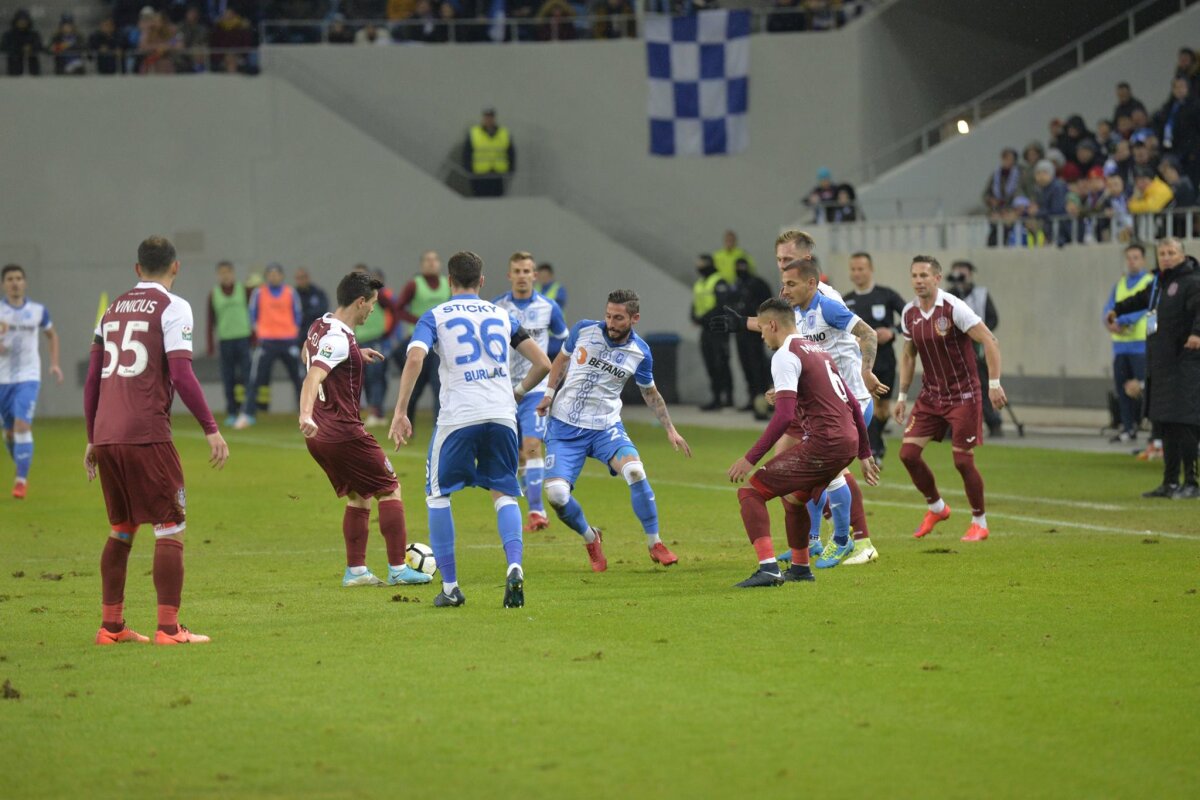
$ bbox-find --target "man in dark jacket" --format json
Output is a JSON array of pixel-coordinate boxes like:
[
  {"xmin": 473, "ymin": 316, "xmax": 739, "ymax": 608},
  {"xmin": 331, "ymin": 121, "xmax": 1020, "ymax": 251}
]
[
  {"xmin": 1110, "ymin": 238, "xmax": 1200, "ymax": 499},
  {"xmin": 1155, "ymin": 77, "xmax": 1200, "ymax": 186},
  {"xmin": 691, "ymin": 254, "xmax": 734, "ymax": 411},
  {"xmin": 729, "ymin": 257, "xmax": 772, "ymax": 419},
  {"xmin": 2, "ymin": 9, "xmax": 42, "ymax": 75}
]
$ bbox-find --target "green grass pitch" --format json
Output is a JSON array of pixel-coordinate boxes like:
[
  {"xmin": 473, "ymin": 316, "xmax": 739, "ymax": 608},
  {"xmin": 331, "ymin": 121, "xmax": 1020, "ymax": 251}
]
[{"xmin": 1, "ymin": 416, "xmax": 1198, "ymax": 799}]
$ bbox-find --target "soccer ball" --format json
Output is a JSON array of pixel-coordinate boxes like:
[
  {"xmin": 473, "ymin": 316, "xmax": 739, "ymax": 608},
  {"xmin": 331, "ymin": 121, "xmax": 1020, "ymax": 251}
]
[{"xmin": 405, "ymin": 543, "xmax": 437, "ymax": 576}]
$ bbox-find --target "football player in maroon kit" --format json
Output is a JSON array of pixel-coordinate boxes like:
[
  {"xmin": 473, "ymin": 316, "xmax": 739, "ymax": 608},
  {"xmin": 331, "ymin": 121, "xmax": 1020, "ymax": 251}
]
[
  {"xmin": 298, "ymin": 271, "xmax": 431, "ymax": 588},
  {"xmin": 727, "ymin": 298, "xmax": 879, "ymax": 587},
  {"xmin": 84, "ymin": 236, "xmax": 229, "ymax": 646},
  {"xmin": 894, "ymin": 256, "xmax": 1007, "ymax": 542}
]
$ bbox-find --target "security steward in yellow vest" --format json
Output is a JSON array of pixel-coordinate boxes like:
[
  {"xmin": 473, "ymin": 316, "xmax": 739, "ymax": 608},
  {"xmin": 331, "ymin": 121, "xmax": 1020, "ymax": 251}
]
[
  {"xmin": 463, "ymin": 108, "xmax": 515, "ymax": 198},
  {"xmin": 1103, "ymin": 244, "xmax": 1155, "ymax": 442},
  {"xmin": 395, "ymin": 250, "xmax": 453, "ymax": 424},
  {"xmin": 691, "ymin": 254, "xmax": 734, "ymax": 411}
]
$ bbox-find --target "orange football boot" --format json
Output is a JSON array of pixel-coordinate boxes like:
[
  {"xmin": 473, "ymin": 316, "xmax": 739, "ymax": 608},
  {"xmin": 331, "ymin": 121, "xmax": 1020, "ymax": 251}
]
[
  {"xmin": 95, "ymin": 626, "xmax": 150, "ymax": 645},
  {"xmin": 12, "ymin": 481, "xmax": 27, "ymax": 500},
  {"xmin": 648, "ymin": 541, "xmax": 678, "ymax": 566},
  {"xmin": 155, "ymin": 626, "xmax": 211, "ymax": 645},
  {"xmin": 961, "ymin": 523, "xmax": 990, "ymax": 542},
  {"xmin": 912, "ymin": 504, "xmax": 952, "ymax": 538},
  {"xmin": 585, "ymin": 528, "xmax": 607, "ymax": 572}
]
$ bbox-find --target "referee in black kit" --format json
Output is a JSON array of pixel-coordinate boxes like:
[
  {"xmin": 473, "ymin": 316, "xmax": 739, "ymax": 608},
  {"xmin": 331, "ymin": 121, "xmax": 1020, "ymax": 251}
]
[{"xmin": 843, "ymin": 252, "xmax": 907, "ymax": 461}]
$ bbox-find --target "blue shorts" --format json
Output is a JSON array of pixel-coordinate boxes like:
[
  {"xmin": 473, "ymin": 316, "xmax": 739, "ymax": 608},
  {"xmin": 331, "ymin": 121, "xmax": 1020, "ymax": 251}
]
[
  {"xmin": 0, "ymin": 381, "xmax": 39, "ymax": 428},
  {"xmin": 426, "ymin": 421, "xmax": 520, "ymax": 498},
  {"xmin": 545, "ymin": 417, "xmax": 636, "ymax": 486},
  {"xmin": 516, "ymin": 391, "xmax": 547, "ymax": 443},
  {"xmin": 859, "ymin": 396, "xmax": 874, "ymax": 423}
]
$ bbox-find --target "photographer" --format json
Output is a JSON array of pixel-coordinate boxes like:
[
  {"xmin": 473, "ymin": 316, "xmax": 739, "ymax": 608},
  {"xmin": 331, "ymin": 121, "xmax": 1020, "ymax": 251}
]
[{"xmin": 948, "ymin": 261, "xmax": 1002, "ymax": 436}]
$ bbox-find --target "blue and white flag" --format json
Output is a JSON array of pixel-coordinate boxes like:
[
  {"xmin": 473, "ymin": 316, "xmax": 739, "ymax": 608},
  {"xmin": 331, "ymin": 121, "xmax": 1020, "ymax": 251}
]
[{"xmin": 645, "ymin": 10, "xmax": 751, "ymax": 157}]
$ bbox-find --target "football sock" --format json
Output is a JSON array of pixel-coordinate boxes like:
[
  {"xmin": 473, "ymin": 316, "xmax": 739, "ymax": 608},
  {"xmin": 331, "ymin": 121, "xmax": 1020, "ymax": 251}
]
[
  {"xmin": 953, "ymin": 450, "xmax": 986, "ymax": 516},
  {"xmin": 737, "ymin": 486, "xmax": 775, "ymax": 562},
  {"xmin": 347, "ymin": 566, "xmax": 368, "ymax": 576},
  {"xmin": 153, "ymin": 539, "xmax": 184, "ymax": 635},
  {"xmin": 622, "ymin": 462, "xmax": 660, "ymax": 538},
  {"xmin": 442, "ymin": 580, "xmax": 459, "ymax": 595},
  {"xmin": 427, "ymin": 500, "xmax": 457, "ymax": 585},
  {"xmin": 929, "ymin": 498, "xmax": 946, "ymax": 514},
  {"xmin": 378, "ymin": 499, "xmax": 407, "ymax": 567},
  {"xmin": 582, "ymin": 527, "xmax": 598, "ymax": 544},
  {"xmin": 3, "ymin": 433, "xmax": 12, "ymax": 460},
  {"xmin": 507, "ymin": 563, "xmax": 523, "ymax": 578},
  {"xmin": 782, "ymin": 499, "xmax": 811, "ymax": 567},
  {"xmin": 524, "ymin": 458, "xmax": 545, "ymax": 514},
  {"xmin": 12, "ymin": 431, "xmax": 32, "ymax": 480},
  {"xmin": 972, "ymin": 514, "xmax": 988, "ymax": 528},
  {"xmin": 100, "ymin": 536, "xmax": 132, "ymax": 634},
  {"xmin": 845, "ymin": 473, "xmax": 870, "ymax": 541},
  {"xmin": 806, "ymin": 491, "xmax": 826, "ymax": 541},
  {"xmin": 828, "ymin": 478, "xmax": 852, "ymax": 546},
  {"xmin": 342, "ymin": 506, "xmax": 370, "ymax": 568},
  {"xmin": 556, "ymin": 496, "xmax": 591, "ymax": 537},
  {"xmin": 900, "ymin": 442, "xmax": 941, "ymax": 504},
  {"xmin": 867, "ymin": 416, "xmax": 885, "ymax": 456},
  {"xmin": 495, "ymin": 496, "xmax": 523, "ymax": 567}
]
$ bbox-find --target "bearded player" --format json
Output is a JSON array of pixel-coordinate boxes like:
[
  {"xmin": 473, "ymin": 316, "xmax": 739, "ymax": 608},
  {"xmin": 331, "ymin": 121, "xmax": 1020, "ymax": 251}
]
[
  {"xmin": 894, "ymin": 255, "xmax": 1007, "ymax": 542},
  {"xmin": 299, "ymin": 271, "xmax": 432, "ymax": 588}
]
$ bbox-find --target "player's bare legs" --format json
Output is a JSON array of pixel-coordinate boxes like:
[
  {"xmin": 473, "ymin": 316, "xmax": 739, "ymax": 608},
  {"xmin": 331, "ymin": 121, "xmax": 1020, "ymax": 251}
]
[
  {"xmin": 95, "ymin": 525, "xmax": 148, "ymax": 644},
  {"xmin": 519, "ymin": 436, "xmax": 549, "ymax": 531}
]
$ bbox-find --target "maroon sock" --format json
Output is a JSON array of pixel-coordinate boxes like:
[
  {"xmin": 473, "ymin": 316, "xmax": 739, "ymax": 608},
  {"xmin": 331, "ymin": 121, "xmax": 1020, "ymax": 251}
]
[
  {"xmin": 899, "ymin": 442, "xmax": 940, "ymax": 504},
  {"xmin": 100, "ymin": 536, "xmax": 132, "ymax": 633},
  {"xmin": 845, "ymin": 473, "xmax": 870, "ymax": 541},
  {"xmin": 378, "ymin": 500, "xmax": 407, "ymax": 566},
  {"xmin": 782, "ymin": 499, "xmax": 811, "ymax": 566},
  {"xmin": 343, "ymin": 506, "xmax": 371, "ymax": 567},
  {"xmin": 153, "ymin": 539, "xmax": 184, "ymax": 634},
  {"xmin": 953, "ymin": 450, "xmax": 986, "ymax": 516},
  {"xmin": 737, "ymin": 486, "xmax": 775, "ymax": 561}
]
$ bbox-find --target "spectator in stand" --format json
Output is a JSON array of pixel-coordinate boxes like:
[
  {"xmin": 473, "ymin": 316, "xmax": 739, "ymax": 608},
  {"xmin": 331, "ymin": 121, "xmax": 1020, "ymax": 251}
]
[
  {"xmin": 804, "ymin": 167, "xmax": 838, "ymax": 223},
  {"xmin": 1018, "ymin": 141, "xmax": 1045, "ymax": 200},
  {"xmin": 89, "ymin": 17, "xmax": 125, "ymax": 75},
  {"xmin": 1131, "ymin": 133, "xmax": 1159, "ymax": 174},
  {"xmin": 175, "ymin": 5, "xmax": 209, "ymax": 72},
  {"xmin": 1155, "ymin": 76, "xmax": 1200, "ymax": 186},
  {"xmin": 712, "ymin": 229, "xmax": 755, "ymax": 284},
  {"xmin": 1176, "ymin": 46, "xmax": 1199, "ymax": 96},
  {"xmin": 435, "ymin": 1, "xmax": 460, "ymax": 43},
  {"xmin": 1130, "ymin": 107, "xmax": 1154, "ymax": 139},
  {"xmin": 1095, "ymin": 118, "xmax": 1119, "ymax": 153},
  {"xmin": 400, "ymin": 0, "xmax": 444, "ymax": 42},
  {"xmin": 767, "ymin": 0, "xmax": 805, "ymax": 33},
  {"xmin": 831, "ymin": 185, "xmax": 858, "ymax": 222},
  {"xmin": 1159, "ymin": 155, "xmax": 1197, "ymax": 222},
  {"xmin": 463, "ymin": 107, "xmax": 514, "ymax": 197},
  {"xmin": 1029, "ymin": 159, "xmax": 1069, "ymax": 245},
  {"xmin": 983, "ymin": 147, "xmax": 1024, "ymax": 246},
  {"xmin": 1106, "ymin": 138, "xmax": 1134, "ymax": 190},
  {"xmin": 506, "ymin": 0, "xmax": 538, "ymax": 41},
  {"xmin": 1129, "ymin": 164, "xmax": 1174, "ymax": 216},
  {"xmin": 138, "ymin": 10, "xmax": 179, "ymax": 74},
  {"xmin": 592, "ymin": 0, "xmax": 635, "ymax": 41},
  {"xmin": 1114, "ymin": 113, "xmax": 1134, "ymax": 142},
  {"xmin": 1073, "ymin": 138, "xmax": 1101, "ymax": 177},
  {"xmin": 3, "ymin": 9, "xmax": 42, "ymax": 76},
  {"xmin": 804, "ymin": 0, "xmax": 844, "ymax": 32},
  {"xmin": 1006, "ymin": 197, "xmax": 1046, "ymax": 248},
  {"xmin": 1079, "ymin": 166, "xmax": 1109, "ymax": 242},
  {"xmin": 327, "ymin": 14, "xmax": 356, "ymax": 43},
  {"xmin": 355, "ymin": 21, "xmax": 391, "ymax": 44},
  {"xmin": 1113, "ymin": 81, "xmax": 1147, "ymax": 125},
  {"xmin": 268, "ymin": 0, "xmax": 329, "ymax": 43},
  {"xmin": 1099, "ymin": 173, "xmax": 1135, "ymax": 243},
  {"xmin": 49, "ymin": 14, "xmax": 86, "ymax": 75},
  {"xmin": 535, "ymin": 0, "xmax": 576, "ymax": 42},
  {"xmin": 387, "ymin": 0, "xmax": 417, "ymax": 37},
  {"xmin": 295, "ymin": 267, "xmax": 329, "ymax": 339},
  {"xmin": 209, "ymin": 7, "xmax": 255, "ymax": 73},
  {"xmin": 1102, "ymin": 243, "xmax": 1153, "ymax": 445},
  {"xmin": 1048, "ymin": 118, "xmax": 1070, "ymax": 156}
]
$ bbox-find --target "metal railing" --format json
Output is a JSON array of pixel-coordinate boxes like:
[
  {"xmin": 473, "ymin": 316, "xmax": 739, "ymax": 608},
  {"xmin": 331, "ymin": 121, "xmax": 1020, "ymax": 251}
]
[
  {"xmin": 811, "ymin": 208, "xmax": 1200, "ymax": 254},
  {"xmin": 853, "ymin": 0, "xmax": 1200, "ymax": 184}
]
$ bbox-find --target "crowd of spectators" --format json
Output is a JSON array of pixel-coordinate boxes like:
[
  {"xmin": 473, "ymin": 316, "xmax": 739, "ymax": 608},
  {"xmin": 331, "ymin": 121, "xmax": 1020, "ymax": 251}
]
[
  {"xmin": 803, "ymin": 167, "xmax": 859, "ymax": 224},
  {"xmin": 1, "ymin": 5, "xmax": 258, "ymax": 76},
  {"xmin": 980, "ymin": 48, "xmax": 1200, "ymax": 248}
]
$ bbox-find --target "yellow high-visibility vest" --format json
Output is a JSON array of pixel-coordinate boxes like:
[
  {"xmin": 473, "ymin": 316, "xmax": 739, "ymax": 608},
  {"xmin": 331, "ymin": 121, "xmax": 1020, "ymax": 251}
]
[
  {"xmin": 470, "ymin": 125, "xmax": 511, "ymax": 174},
  {"xmin": 693, "ymin": 272, "xmax": 723, "ymax": 318},
  {"xmin": 1111, "ymin": 272, "xmax": 1154, "ymax": 343}
]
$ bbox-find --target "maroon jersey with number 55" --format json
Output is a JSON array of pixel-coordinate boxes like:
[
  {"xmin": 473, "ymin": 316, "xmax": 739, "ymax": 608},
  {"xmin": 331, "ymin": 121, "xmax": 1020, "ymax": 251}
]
[
  {"xmin": 304, "ymin": 314, "xmax": 366, "ymax": 443},
  {"xmin": 92, "ymin": 282, "xmax": 196, "ymax": 445}
]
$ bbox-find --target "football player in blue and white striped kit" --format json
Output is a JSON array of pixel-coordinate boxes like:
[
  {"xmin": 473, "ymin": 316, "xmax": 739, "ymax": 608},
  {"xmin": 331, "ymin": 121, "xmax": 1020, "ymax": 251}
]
[
  {"xmin": 493, "ymin": 251, "xmax": 568, "ymax": 533},
  {"xmin": 1, "ymin": 264, "xmax": 63, "ymax": 499},
  {"xmin": 535, "ymin": 289, "xmax": 692, "ymax": 572},
  {"xmin": 389, "ymin": 252, "xmax": 551, "ymax": 609}
]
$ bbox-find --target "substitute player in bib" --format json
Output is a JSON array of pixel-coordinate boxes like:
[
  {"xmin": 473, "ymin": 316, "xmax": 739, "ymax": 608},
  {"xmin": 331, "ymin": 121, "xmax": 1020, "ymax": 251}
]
[
  {"xmin": 1, "ymin": 264, "xmax": 63, "ymax": 499},
  {"xmin": 493, "ymin": 251, "xmax": 567, "ymax": 532},
  {"xmin": 83, "ymin": 236, "xmax": 230, "ymax": 645},
  {"xmin": 728, "ymin": 299, "xmax": 878, "ymax": 587},
  {"xmin": 894, "ymin": 255, "xmax": 1007, "ymax": 542},
  {"xmin": 299, "ymin": 271, "xmax": 431, "ymax": 588},
  {"xmin": 389, "ymin": 251, "xmax": 550, "ymax": 608},
  {"xmin": 535, "ymin": 289, "xmax": 693, "ymax": 572}
]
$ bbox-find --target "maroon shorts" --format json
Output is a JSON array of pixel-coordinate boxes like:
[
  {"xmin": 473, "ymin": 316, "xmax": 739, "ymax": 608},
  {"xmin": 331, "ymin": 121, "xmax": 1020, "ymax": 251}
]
[
  {"xmin": 749, "ymin": 438, "xmax": 856, "ymax": 501},
  {"xmin": 306, "ymin": 432, "xmax": 399, "ymax": 499},
  {"xmin": 95, "ymin": 442, "xmax": 186, "ymax": 534},
  {"xmin": 904, "ymin": 396, "xmax": 983, "ymax": 450}
]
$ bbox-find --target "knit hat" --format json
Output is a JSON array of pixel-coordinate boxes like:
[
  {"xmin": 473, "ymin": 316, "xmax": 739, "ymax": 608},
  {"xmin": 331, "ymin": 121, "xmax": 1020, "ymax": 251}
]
[{"xmin": 1034, "ymin": 159, "xmax": 1056, "ymax": 176}]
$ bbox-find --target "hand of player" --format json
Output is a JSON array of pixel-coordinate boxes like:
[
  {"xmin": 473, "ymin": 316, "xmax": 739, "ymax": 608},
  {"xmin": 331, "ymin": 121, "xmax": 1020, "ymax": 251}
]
[
  {"xmin": 84, "ymin": 444, "xmax": 97, "ymax": 482},
  {"xmin": 299, "ymin": 416, "xmax": 318, "ymax": 438},
  {"xmin": 989, "ymin": 385, "xmax": 1008, "ymax": 411},
  {"xmin": 390, "ymin": 414, "xmax": 412, "ymax": 449},
  {"xmin": 535, "ymin": 394, "xmax": 552, "ymax": 416},
  {"xmin": 667, "ymin": 428, "xmax": 692, "ymax": 458},
  {"xmin": 765, "ymin": 388, "xmax": 776, "ymax": 407},
  {"xmin": 864, "ymin": 371, "xmax": 889, "ymax": 398},
  {"xmin": 360, "ymin": 348, "xmax": 385, "ymax": 364},
  {"xmin": 50, "ymin": 364, "xmax": 64, "ymax": 384},
  {"xmin": 893, "ymin": 399, "xmax": 907, "ymax": 425},
  {"xmin": 860, "ymin": 456, "xmax": 880, "ymax": 487},
  {"xmin": 206, "ymin": 431, "xmax": 229, "ymax": 470},
  {"xmin": 1185, "ymin": 334, "xmax": 1200, "ymax": 350},
  {"xmin": 727, "ymin": 457, "xmax": 754, "ymax": 483}
]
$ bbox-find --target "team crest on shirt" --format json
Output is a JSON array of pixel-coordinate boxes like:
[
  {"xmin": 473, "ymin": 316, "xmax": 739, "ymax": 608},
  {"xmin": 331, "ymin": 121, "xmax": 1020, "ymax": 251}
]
[
  {"xmin": 612, "ymin": 350, "xmax": 627, "ymax": 365},
  {"xmin": 1168, "ymin": 282, "xmax": 1179, "ymax": 297},
  {"xmin": 805, "ymin": 311, "xmax": 818, "ymax": 329},
  {"xmin": 872, "ymin": 304, "xmax": 885, "ymax": 320},
  {"xmin": 934, "ymin": 317, "xmax": 951, "ymax": 336},
  {"xmin": 181, "ymin": 325, "xmax": 193, "ymax": 342}
]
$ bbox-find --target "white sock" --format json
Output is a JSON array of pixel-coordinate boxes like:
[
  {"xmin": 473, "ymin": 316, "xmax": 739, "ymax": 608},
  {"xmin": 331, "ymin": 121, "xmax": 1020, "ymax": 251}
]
[
  {"xmin": 646, "ymin": 533, "xmax": 662, "ymax": 546},
  {"xmin": 442, "ymin": 580, "xmax": 459, "ymax": 595},
  {"xmin": 507, "ymin": 563, "xmax": 523, "ymax": 578},
  {"xmin": 928, "ymin": 498, "xmax": 946, "ymax": 514},
  {"xmin": 972, "ymin": 514, "xmax": 988, "ymax": 528},
  {"xmin": 389, "ymin": 563, "xmax": 405, "ymax": 572},
  {"xmin": 582, "ymin": 527, "xmax": 597, "ymax": 544},
  {"xmin": 348, "ymin": 565, "xmax": 368, "ymax": 576}
]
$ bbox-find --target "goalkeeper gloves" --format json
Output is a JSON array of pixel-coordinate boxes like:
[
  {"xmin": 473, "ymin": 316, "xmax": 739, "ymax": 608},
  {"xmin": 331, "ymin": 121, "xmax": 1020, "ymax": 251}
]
[{"xmin": 708, "ymin": 305, "xmax": 748, "ymax": 334}]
